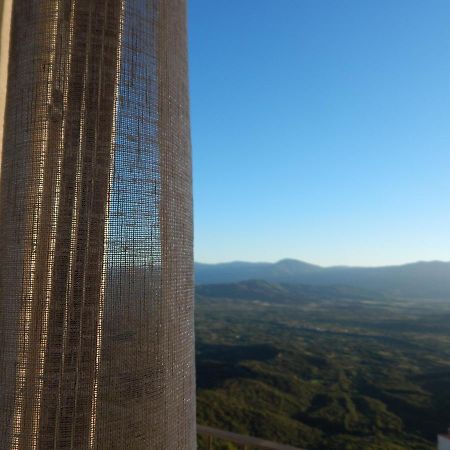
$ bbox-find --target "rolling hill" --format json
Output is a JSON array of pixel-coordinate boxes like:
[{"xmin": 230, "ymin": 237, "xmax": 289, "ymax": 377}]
[
  {"xmin": 196, "ymin": 280, "xmax": 385, "ymax": 304},
  {"xmin": 195, "ymin": 259, "xmax": 450, "ymax": 300},
  {"xmin": 196, "ymin": 281, "xmax": 450, "ymax": 450}
]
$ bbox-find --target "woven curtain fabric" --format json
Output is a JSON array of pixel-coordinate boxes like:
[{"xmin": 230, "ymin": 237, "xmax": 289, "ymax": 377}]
[{"xmin": 0, "ymin": 0, "xmax": 195, "ymax": 448}]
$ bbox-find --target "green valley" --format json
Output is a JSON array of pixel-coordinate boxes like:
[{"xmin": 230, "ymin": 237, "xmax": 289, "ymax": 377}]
[{"xmin": 195, "ymin": 281, "xmax": 450, "ymax": 450}]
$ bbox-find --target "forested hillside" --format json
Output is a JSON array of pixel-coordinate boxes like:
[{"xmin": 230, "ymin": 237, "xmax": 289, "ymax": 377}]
[{"xmin": 196, "ymin": 282, "xmax": 450, "ymax": 449}]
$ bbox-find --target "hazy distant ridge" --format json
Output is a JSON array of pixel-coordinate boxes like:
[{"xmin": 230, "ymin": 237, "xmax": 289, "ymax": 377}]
[{"xmin": 195, "ymin": 259, "xmax": 450, "ymax": 300}]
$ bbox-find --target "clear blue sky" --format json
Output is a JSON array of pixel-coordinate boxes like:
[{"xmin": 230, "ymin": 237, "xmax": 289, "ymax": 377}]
[{"xmin": 188, "ymin": 0, "xmax": 450, "ymax": 267}]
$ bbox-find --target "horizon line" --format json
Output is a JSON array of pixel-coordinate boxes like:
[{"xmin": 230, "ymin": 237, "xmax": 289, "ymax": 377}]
[{"xmin": 194, "ymin": 258, "xmax": 450, "ymax": 269}]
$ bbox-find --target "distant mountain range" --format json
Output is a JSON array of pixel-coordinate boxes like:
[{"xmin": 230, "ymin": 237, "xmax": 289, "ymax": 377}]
[{"xmin": 195, "ymin": 259, "xmax": 450, "ymax": 300}]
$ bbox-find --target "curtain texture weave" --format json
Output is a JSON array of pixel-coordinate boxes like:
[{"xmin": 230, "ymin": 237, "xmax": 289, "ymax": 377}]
[{"xmin": 0, "ymin": 1, "xmax": 195, "ymax": 448}]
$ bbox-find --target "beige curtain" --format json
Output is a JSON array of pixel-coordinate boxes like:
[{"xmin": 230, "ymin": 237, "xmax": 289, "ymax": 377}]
[{"xmin": 0, "ymin": 1, "xmax": 195, "ymax": 448}]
